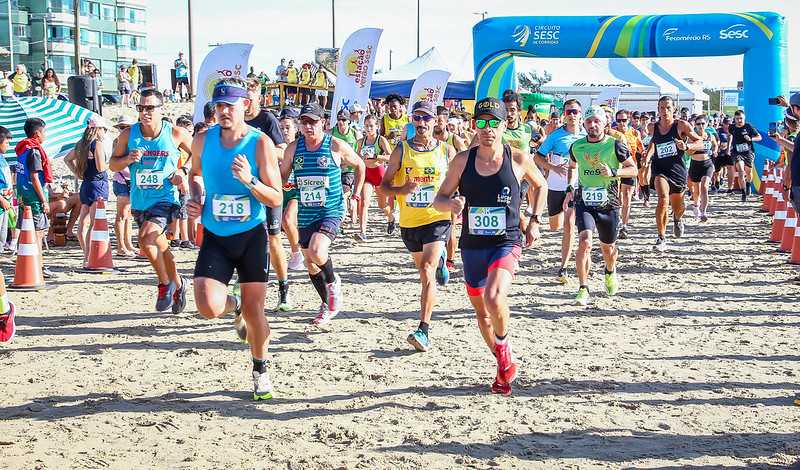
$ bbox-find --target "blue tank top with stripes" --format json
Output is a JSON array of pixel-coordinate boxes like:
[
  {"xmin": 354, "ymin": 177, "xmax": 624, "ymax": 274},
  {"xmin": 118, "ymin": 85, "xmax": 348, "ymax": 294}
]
[
  {"xmin": 127, "ymin": 122, "xmax": 180, "ymax": 210},
  {"xmin": 200, "ymin": 125, "xmax": 267, "ymax": 237},
  {"xmin": 292, "ymin": 133, "xmax": 345, "ymax": 227}
]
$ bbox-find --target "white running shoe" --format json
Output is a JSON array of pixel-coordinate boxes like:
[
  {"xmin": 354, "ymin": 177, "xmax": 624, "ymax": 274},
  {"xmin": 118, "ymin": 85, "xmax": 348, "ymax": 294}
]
[
  {"xmin": 314, "ymin": 302, "xmax": 338, "ymax": 326},
  {"xmin": 326, "ymin": 273, "xmax": 343, "ymax": 313},
  {"xmin": 252, "ymin": 370, "xmax": 274, "ymax": 400},
  {"xmin": 287, "ymin": 251, "xmax": 305, "ymax": 270},
  {"xmin": 692, "ymin": 204, "xmax": 700, "ymax": 217}
]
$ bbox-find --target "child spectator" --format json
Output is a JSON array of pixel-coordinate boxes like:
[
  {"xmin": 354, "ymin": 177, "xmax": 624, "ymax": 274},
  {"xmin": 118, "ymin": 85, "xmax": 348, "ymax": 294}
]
[
  {"xmin": 14, "ymin": 118, "xmax": 58, "ymax": 278},
  {"xmin": 64, "ymin": 115, "xmax": 110, "ymax": 267}
]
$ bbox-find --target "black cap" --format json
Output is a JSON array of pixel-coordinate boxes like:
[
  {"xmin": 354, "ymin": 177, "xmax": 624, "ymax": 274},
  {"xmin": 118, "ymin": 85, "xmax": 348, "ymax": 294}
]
[
  {"xmin": 722, "ymin": 116, "xmax": 732, "ymax": 124},
  {"xmin": 337, "ymin": 108, "xmax": 351, "ymax": 120},
  {"xmin": 631, "ymin": 111, "xmax": 641, "ymax": 118},
  {"xmin": 790, "ymin": 93, "xmax": 800, "ymax": 108},
  {"xmin": 474, "ymin": 97, "xmax": 507, "ymax": 121},
  {"xmin": 299, "ymin": 103, "xmax": 325, "ymax": 120},
  {"xmin": 279, "ymin": 108, "xmax": 299, "ymax": 119}
]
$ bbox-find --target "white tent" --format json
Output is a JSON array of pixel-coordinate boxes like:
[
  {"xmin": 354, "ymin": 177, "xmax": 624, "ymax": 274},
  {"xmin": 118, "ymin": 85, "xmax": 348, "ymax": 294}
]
[
  {"xmin": 370, "ymin": 47, "xmax": 474, "ymax": 99},
  {"xmin": 539, "ymin": 58, "xmax": 707, "ymax": 113},
  {"xmin": 641, "ymin": 60, "xmax": 709, "ymax": 114}
]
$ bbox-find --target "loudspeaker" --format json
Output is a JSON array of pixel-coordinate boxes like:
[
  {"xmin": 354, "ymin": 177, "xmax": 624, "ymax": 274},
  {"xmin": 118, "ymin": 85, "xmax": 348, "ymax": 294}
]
[{"xmin": 67, "ymin": 75, "xmax": 100, "ymax": 113}]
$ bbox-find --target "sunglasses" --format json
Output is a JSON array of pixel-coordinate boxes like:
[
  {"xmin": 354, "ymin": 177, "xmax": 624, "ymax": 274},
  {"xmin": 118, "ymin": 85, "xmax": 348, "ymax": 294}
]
[
  {"xmin": 564, "ymin": 109, "xmax": 581, "ymax": 115},
  {"xmin": 475, "ymin": 119, "xmax": 501, "ymax": 129},
  {"xmin": 695, "ymin": 122, "xmax": 707, "ymax": 126},
  {"xmin": 299, "ymin": 118, "xmax": 319, "ymax": 125},
  {"xmin": 136, "ymin": 104, "xmax": 162, "ymax": 113},
  {"xmin": 616, "ymin": 118, "xmax": 628, "ymax": 122},
  {"xmin": 412, "ymin": 114, "xmax": 434, "ymax": 122},
  {"xmin": 337, "ymin": 118, "xmax": 348, "ymax": 122}
]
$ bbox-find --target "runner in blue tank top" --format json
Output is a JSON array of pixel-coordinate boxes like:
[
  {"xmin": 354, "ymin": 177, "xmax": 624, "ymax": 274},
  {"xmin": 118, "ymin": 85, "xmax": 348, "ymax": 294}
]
[
  {"xmin": 110, "ymin": 89, "xmax": 193, "ymax": 314},
  {"xmin": 186, "ymin": 78, "xmax": 283, "ymax": 401},
  {"xmin": 280, "ymin": 103, "xmax": 365, "ymax": 326},
  {"xmin": 434, "ymin": 97, "xmax": 547, "ymax": 397}
]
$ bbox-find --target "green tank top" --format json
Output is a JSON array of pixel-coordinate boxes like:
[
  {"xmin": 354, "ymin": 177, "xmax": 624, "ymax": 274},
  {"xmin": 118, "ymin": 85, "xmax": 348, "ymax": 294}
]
[
  {"xmin": 569, "ymin": 136, "xmax": 622, "ymax": 210},
  {"xmin": 333, "ymin": 125, "xmax": 357, "ymax": 172},
  {"xmin": 502, "ymin": 122, "xmax": 532, "ymax": 151}
]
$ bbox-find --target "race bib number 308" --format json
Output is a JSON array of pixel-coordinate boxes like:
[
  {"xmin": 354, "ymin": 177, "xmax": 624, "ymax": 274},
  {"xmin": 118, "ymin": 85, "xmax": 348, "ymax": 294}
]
[
  {"xmin": 136, "ymin": 170, "xmax": 162, "ymax": 190},
  {"xmin": 468, "ymin": 207, "xmax": 506, "ymax": 236},
  {"xmin": 212, "ymin": 194, "xmax": 251, "ymax": 222}
]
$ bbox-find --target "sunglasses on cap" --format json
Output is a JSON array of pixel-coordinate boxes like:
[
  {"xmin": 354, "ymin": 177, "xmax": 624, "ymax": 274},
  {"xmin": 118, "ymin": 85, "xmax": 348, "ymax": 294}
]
[
  {"xmin": 136, "ymin": 104, "xmax": 162, "ymax": 113},
  {"xmin": 564, "ymin": 109, "xmax": 581, "ymax": 115},
  {"xmin": 475, "ymin": 119, "xmax": 501, "ymax": 129},
  {"xmin": 299, "ymin": 117, "xmax": 319, "ymax": 125},
  {"xmin": 411, "ymin": 114, "xmax": 434, "ymax": 122}
]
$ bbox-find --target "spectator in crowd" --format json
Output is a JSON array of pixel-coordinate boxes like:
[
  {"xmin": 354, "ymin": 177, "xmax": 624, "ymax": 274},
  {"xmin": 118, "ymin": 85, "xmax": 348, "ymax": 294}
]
[
  {"xmin": 127, "ymin": 59, "xmax": 142, "ymax": 93},
  {"xmin": 41, "ymin": 68, "xmax": 61, "ymax": 98},
  {"xmin": 0, "ymin": 125, "xmax": 14, "ymax": 252},
  {"xmin": 299, "ymin": 64, "xmax": 312, "ymax": 105},
  {"xmin": 174, "ymin": 52, "xmax": 191, "ymax": 100},
  {"xmin": 0, "ymin": 71, "xmax": 13, "ymax": 100},
  {"xmin": 276, "ymin": 58, "xmax": 287, "ymax": 84},
  {"xmin": 314, "ymin": 67, "xmax": 329, "ymax": 109},
  {"xmin": 31, "ymin": 70, "xmax": 43, "ymax": 96},
  {"xmin": 9, "ymin": 64, "xmax": 30, "ymax": 97},
  {"xmin": 64, "ymin": 116, "xmax": 111, "ymax": 267},
  {"xmin": 111, "ymin": 115, "xmax": 137, "ymax": 257},
  {"xmin": 118, "ymin": 65, "xmax": 133, "ymax": 107},
  {"xmin": 285, "ymin": 60, "xmax": 299, "ymax": 105}
]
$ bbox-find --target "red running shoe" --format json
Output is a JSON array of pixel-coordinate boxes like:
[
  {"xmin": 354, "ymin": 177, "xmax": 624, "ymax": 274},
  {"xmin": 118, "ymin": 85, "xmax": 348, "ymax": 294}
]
[
  {"xmin": 0, "ymin": 302, "xmax": 16, "ymax": 343},
  {"xmin": 494, "ymin": 340, "xmax": 518, "ymax": 385},
  {"xmin": 491, "ymin": 377, "xmax": 512, "ymax": 395}
]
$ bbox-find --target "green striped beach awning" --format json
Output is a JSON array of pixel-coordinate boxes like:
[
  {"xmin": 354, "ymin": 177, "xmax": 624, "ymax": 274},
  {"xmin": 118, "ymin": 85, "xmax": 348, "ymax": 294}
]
[{"xmin": 0, "ymin": 97, "xmax": 97, "ymax": 162}]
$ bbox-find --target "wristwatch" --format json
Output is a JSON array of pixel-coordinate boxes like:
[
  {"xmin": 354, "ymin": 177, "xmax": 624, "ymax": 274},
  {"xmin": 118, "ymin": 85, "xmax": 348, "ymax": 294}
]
[
  {"xmin": 245, "ymin": 176, "xmax": 258, "ymax": 189},
  {"xmin": 611, "ymin": 168, "xmax": 618, "ymax": 177},
  {"xmin": 530, "ymin": 214, "xmax": 542, "ymax": 224}
]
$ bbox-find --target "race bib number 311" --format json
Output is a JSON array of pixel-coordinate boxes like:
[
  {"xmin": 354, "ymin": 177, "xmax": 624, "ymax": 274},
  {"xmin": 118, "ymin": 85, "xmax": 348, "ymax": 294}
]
[
  {"xmin": 468, "ymin": 207, "xmax": 506, "ymax": 236},
  {"xmin": 212, "ymin": 194, "xmax": 251, "ymax": 222},
  {"xmin": 406, "ymin": 185, "xmax": 434, "ymax": 208}
]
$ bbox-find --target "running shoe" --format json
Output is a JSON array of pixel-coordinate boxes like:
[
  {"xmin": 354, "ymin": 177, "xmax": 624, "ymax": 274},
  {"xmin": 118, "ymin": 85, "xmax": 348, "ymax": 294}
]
[
  {"xmin": 652, "ymin": 235, "xmax": 668, "ymax": 252},
  {"xmin": 556, "ymin": 267, "xmax": 569, "ymax": 285},
  {"xmin": 156, "ymin": 281, "xmax": 177, "ymax": 311},
  {"xmin": 494, "ymin": 340, "xmax": 517, "ymax": 385},
  {"xmin": 314, "ymin": 302, "xmax": 338, "ymax": 326},
  {"xmin": 170, "ymin": 239, "xmax": 180, "ymax": 248},
  {"xmin": 0, "ymin": 302, "xmax": 16, "ymax": 343},
  {"xmin": 407, "ymin": 329, "xmax": 430, "ymax": 352},
  {"xmin": 42, "ymin": 267, "xmax": 59, "ymax": 279},
  {"xmin": 794, "ymin": 394, "xmax": 800, "ymax": 406},
  {"xmin": 643, "ymin": 200, "xmax": 651, "ymax": 209},
  {"xmin": 353, "ymin": 232, "xmax": 367, "ymax": 243},
  {"xmin": 673, "ymin": 219, "xmax": 685, "ymax": 238},
  {"xmin": 287, "ymin": 251, "xmax": 305, "ymax": 270},
  {"xmin": 171, "ymin": 276, "xmax": 188, "ymax": 315},
  {"xmin": 741, "ymin": 191, "xmax": 747, "ymax": 202},
  {"xmin": 387, "ymin": 219, "xmax": 396, "ymax": 235},
  {"xmin": 233, "ymin": 296, "xmax": 247, "ymax": 343},
  {"xmin": 491, "ymin": 377, "xmax": 512, "ymax": 396},
  {"xmin": 618, "ymin": 225, "xmax": 628, "ymax": 240},
  {"xmin": 326, "ymin": 273, "xmax": 343, "ymax": 313},
  {"xmin": 180, "ymin": 240, "xmax": 198, "ymax": 250},
  {"xmin": 605, "ymin": 268, "xmax": 618, "ymax": 296},
  {"xmin": 252, "ymin": 370, "xmax": 274, "ymax": 400},
  {"xmin": 700, "ymin": 212, "xmax": 709, "ymax": 223},
  {"xmin": 435, "ymin": 250, "xmax": 449, "ymax": 286},
  {"xmin": 276, "ymin": 285, "xmax": 291, "ymax": 312},
  {"xmin": 572, "ymin": 287, "xmax": 590, "ymax": 306},
  {"xmin": 692, "ymin": 204, "xmax": 701, "ymax": 217},
  {"xmin": 232, "ymin": 280, "xmax": 241, "ymax": 297},
  {"xmin": 790, "ymin": 276, "xmax": 800, "ymax": 286}
]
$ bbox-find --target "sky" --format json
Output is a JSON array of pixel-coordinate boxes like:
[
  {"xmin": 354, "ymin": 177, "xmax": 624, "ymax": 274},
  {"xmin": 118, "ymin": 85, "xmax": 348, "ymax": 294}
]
[{"xmin": 146, "ymin": 1, "xmax": 799, "ymax": 93}]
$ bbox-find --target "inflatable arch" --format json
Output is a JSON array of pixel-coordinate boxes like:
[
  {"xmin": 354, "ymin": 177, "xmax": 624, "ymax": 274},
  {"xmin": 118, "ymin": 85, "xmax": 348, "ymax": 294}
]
[{"xmin": 473, "ymin": 12, "xmax": 788, "ymax": 190}]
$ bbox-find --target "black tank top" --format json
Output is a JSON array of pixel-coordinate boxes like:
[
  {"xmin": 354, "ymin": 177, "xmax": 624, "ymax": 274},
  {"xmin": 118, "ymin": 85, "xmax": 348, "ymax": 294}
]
[
  {"xmin": 651, "ymin": 121, "xmax": 684, "ymax": 163},
  {"xmin": 459, "ymin": 145, "xmax": 522, "ymax": 249}
]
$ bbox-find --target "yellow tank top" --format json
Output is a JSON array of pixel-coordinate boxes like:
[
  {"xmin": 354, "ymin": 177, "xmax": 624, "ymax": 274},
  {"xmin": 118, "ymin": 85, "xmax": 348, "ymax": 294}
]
[
  {"xmin": 287, "ymin": 67, "xmax": 298, "ymax": 84},
  {"xmin": 383, "ymin": 114, "xmax": 409, "ymax": 151},
  {"xmin": 393, "ymin": 140, "xmax": 451, "ymax": 228}
]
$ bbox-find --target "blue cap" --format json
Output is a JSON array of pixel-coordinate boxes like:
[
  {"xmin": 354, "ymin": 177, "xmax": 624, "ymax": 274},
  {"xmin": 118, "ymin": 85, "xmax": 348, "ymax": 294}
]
[{"xmin": 211, "ymin": 83, "xmax": 248, "ymax": 105}]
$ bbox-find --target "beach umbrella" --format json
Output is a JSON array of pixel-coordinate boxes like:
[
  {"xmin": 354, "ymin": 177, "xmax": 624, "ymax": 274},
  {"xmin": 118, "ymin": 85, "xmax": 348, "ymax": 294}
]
[{"xmin": 0, "ymin": 96, "xmax": 97, "ymax": 162}]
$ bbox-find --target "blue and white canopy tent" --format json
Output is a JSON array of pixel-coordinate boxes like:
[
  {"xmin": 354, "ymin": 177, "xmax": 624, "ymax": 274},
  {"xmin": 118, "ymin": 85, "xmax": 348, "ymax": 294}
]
[
  {"xmin": 370, "ymin": 47, "xmax": 475, "ymax": 100},
  {"xmin": 0, "ymin": 97, "xmax": 96, "ymax": 161}
]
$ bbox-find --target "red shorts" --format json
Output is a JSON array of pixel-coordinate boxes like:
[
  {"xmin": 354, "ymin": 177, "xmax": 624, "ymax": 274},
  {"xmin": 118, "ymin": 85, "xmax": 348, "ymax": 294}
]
[{"xmin": 365, "ymin": 165, "xmax": 386, "ymax": 187}]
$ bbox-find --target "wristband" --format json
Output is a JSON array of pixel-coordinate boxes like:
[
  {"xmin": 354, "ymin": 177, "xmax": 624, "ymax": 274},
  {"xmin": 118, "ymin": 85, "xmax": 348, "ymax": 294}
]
[
  {"xmin": 180, "ymin": 166, "xmax": 189, "ymax": 175},
  {"xmin": 351, "ymin": 194, "xmax": 361, "ymax": 201},
  {"xmin": 565, "ymin": 185, "xmax": 574, "ymax": 194}
]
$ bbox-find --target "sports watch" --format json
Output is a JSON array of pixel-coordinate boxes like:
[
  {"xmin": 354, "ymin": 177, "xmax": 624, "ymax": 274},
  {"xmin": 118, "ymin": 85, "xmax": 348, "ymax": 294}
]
[{"xmin": 245, "ymin": 176, "xmax": 259, "ymax": 189}]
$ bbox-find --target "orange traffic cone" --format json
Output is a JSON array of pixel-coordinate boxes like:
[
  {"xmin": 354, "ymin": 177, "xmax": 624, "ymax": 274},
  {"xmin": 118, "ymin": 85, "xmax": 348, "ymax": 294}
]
[
  {"xmin": 195, "ymin": 222, "xmax": 204, "ymax": 247},
  {"xmin": 757, "ymin": 161, "xmax": 769, "ymax": 196},
  {"xmin": 787, "ymin": 224, "xmax": 800, "ymax": 265},
  {"xmin": 768, "ymin": 194, "xmax": 787, "ymax": 243},
  {"xmin": 778, "ymin": 206, "xmax": 798, "ymax": 253},
  {"xmin": 732, "ymin": 167, "xmax": 741, "ymax": 191},
  {"xmin": 769, "ymin": 171, "xmax": 783, "ymax": 216},
  {"xmin": 8, "ymin": 205, "xmax": 46, "ymax": 291},
  {"xmin": 76, "ymin": 197, "xmax": 118, "ymax": 273},
  {"xmin": 760, "ymin": 172, "xmax": 774, "ymax": 212}
]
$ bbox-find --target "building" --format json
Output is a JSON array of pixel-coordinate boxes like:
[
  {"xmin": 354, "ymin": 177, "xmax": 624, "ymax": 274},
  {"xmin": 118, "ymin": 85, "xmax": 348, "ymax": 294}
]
[{"xmin": 1, "ymin": 0, "xmax": 147, "ymax": 91}]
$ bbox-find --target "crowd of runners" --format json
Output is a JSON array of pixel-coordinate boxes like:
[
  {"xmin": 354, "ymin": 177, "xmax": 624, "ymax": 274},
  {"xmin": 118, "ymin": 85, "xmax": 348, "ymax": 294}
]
[{"xmin": 1, "ymin": 78, "xmax": 797, "ymax": 400}]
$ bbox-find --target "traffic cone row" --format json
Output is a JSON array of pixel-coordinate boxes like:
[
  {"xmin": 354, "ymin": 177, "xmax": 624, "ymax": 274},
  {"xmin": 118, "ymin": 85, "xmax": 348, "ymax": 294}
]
[{"xmin": 762, "ymin": 168, "xmax": 800, "ymax": 271}]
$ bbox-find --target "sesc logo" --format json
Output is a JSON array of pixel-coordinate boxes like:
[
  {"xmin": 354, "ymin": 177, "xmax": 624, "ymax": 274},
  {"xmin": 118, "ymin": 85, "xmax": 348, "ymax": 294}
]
[{"xmin": 719, "ymin": 24, "xmax": 749, "ymax": 40}]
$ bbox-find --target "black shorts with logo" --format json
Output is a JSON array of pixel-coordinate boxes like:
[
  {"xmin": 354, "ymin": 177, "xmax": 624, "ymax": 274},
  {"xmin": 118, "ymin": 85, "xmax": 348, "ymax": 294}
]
[
  {"xmin": 400, "ymin": 219, "xmax": 452, "ymax": 253},
  {"xmin": 194, "ymin": 223, "xmax": 269, "ymax": 284}
]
